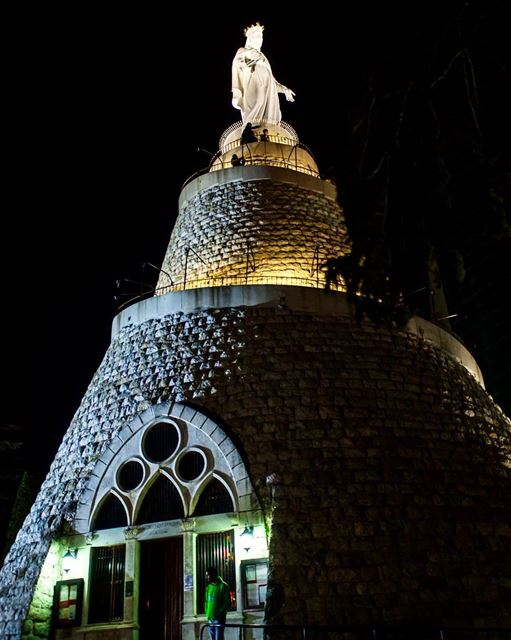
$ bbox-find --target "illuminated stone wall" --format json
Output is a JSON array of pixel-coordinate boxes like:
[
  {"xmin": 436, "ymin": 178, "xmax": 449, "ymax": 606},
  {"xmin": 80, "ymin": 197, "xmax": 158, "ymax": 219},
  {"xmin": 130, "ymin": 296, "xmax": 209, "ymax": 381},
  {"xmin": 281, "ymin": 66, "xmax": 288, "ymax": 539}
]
[
  {"xmin": 21, "ymin": 543, "xmax": 60, "ymax": 640},
  {"xmin": 2, "ymin": 298, "xmax": 511, "ymax": 637},
  {"xmin": 157, "ymin": 166, "xmax": 349, "ymax": 291}
]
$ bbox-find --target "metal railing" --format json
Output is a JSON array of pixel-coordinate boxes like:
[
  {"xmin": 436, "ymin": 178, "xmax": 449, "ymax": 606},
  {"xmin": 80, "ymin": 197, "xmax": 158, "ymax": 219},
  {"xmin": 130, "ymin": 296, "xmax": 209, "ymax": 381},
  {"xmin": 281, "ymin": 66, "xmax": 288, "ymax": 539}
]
[
  {"xmin": 155, "ymin": 274, "xmax": 342, "ymax": 297},
  {"xmin": 182, "ymin": 155, "xmax": 323, "ymax": 190},
  {"xmin": 223, "ymin": 135, "xmax": 298, "ymax": 153},
  {"xmin": 221, "ymin": 155, "xmax": 321, "ymax": 178},
  {"xmin": 219, "ymin": 121, "xmax": 299, "ymax": 150},
  {"xmin": 201, "ymin": 622, "xmax": 511, "ymax": 640},
  {"xmin": 114, "ymin": 274, "xmax": 341, "ymax": 313}
]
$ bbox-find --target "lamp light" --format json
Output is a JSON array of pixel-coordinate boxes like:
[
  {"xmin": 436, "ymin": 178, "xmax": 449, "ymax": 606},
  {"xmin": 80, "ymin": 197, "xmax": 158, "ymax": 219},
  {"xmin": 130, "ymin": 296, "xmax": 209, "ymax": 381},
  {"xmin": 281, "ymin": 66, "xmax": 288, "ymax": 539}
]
[
  {"xmin": 240, "ymin": 525, "xmax": 254, "ymax": 552},
  {"xmin": 62, "ymin": 548, "xmax": 78, "ymax": 574}
]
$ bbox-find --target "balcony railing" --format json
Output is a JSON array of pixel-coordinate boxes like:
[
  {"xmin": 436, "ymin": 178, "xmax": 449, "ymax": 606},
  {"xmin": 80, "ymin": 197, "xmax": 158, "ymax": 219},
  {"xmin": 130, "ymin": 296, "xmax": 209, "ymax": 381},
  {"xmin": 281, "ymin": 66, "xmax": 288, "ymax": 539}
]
[
  {"xmin": 219, "ymin": 121, "xmax": 299, "ymax": 150},
  {"xmin": 155, "ymin": 274, "xmax": 341, "ymax": 297},
  {"xmin": 222, "ymin": 134, "xmax": 298, "ymax": 154},
  {"xmin": 182, "ymin": 153, "xmax": 324, "ymax": 190},
  {"xmin": 114, "ymin": 275, "xmax": 339, "ymax": 313}
]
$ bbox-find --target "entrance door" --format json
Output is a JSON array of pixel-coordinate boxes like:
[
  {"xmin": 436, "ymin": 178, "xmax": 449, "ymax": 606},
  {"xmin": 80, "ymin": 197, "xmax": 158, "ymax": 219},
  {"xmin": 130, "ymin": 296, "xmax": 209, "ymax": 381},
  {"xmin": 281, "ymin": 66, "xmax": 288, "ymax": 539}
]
[{"xmin": 139, "ymin": 537, "xmax": 183, "ymax": 640}]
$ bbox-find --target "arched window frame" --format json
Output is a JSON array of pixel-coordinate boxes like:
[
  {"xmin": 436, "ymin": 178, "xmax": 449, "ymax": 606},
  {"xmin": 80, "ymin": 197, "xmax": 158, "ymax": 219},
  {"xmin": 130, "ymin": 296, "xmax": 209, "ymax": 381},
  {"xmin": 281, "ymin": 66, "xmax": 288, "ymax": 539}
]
[
  {"xmin": 190, "ymin": 472, "xmax": 237, "ymax": 516},
  {"xmin": 133, "ymin": 470, "xmax": 187, "ymax": 524},
  {"xmin": 90, "ymin": 489, "xmax": 131, "ymax": 531},
  {"xmin": 74, "ymin": 403, "xmax": 257, "ymax": 534}
]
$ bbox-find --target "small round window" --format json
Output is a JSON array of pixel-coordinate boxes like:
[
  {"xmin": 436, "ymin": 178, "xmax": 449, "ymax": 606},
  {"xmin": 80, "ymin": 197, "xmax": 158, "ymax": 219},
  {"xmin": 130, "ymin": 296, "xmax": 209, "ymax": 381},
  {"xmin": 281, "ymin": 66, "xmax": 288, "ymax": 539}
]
[
  {"xmin": 178, "ymin": 451, "xmax": 206, "ymax": 482},
  {"xmin": 143, "ymin": 422, "xmax": 180, "ymax": 463},
  {"xmin": 117, "ymin": 460, "xmax": 144, "ymax": 491}
]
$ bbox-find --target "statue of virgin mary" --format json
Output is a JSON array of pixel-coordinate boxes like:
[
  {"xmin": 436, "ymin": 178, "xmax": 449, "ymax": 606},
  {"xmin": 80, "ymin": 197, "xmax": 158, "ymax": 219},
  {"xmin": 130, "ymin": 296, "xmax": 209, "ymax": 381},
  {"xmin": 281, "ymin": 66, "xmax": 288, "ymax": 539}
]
[{"xmin": 231, "ymin": 23, "xmax": 295, "ymax": 125}]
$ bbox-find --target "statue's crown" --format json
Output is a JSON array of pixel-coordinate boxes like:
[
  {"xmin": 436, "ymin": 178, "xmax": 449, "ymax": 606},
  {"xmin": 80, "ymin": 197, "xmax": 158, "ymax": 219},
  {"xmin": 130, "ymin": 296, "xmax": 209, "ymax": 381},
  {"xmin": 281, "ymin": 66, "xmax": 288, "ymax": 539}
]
[{"xmin": 244, "ymin": 22, "xmax": 264, "ymax": 37}]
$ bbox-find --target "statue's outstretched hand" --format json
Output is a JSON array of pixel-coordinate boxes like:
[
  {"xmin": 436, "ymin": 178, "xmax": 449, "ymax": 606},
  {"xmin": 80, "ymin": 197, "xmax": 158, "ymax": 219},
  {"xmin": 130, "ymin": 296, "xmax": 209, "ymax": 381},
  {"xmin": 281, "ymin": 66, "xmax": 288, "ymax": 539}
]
[{"xmin": 283, "ymin": 87, "xmax": 295, "ymax": 102}]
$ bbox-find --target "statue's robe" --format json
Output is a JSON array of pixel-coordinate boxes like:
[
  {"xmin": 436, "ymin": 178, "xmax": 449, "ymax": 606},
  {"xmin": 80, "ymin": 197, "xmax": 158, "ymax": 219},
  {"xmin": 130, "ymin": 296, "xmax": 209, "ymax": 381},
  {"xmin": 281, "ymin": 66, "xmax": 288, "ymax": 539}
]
[{"xmin": 232, "ymin": 47, "xmax": 284, "ymax": 125}]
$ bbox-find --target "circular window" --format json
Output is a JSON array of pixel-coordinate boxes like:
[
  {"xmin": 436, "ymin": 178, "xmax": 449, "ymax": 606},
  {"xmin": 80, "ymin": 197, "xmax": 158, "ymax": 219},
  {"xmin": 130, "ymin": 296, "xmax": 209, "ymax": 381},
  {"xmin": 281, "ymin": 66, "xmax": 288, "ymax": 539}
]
[
  {"xmin": 178, "ymin": 451, "xmax": 206, "ymax": 482},
  {"xmin": 117, "ymin": 460, "xmax": 144, "ymax": 491},
  {"xmin": 143, "ymin": 422, "xmax": 180, "ymax": 463}
]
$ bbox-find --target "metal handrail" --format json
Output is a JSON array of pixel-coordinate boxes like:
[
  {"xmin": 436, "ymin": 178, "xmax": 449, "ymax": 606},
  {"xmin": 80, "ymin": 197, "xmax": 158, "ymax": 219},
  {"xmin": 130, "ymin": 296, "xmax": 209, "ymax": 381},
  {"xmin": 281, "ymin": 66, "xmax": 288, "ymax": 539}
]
[
  {"xmin": 200, "ymin": 622, "xmax": 511, "ymax": 640},
  {"xmin": 219, "ymin": 121, "xmax": 299, "ymax": 149},
  {"xmin": 182, "ymin": 158, "xmax": 322, "ymax": 190},
  {"xmin": 181, "ymin": 166, "xmax": 212, "ymax": 190},
  {"xmin": 223, "ymin": 135, "xmax": 298, "ymax": 154},
  {"xmin": 115, "ymin": 289, "xmax": 154, "ymax": 313},
  {"xmin": 155, "ymin": 274, "xmax": 342, "ymax": 297},
  {"xmin": 219, "ymin": 121, "xmax": 245, "ymax": 148},
  {"xmin": 114, "ymin": 275, "xmax": 342, "ymax": 314},
  {"xmin": 182, "ymin": 139, "xmax": 323, "ymax": 189}
]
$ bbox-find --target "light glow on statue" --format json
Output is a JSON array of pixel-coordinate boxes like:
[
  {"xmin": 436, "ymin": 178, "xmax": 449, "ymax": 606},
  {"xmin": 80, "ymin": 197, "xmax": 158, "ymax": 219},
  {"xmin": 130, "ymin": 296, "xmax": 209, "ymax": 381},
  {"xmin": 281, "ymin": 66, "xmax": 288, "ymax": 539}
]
[{"xmin": 231, "ymin": 23, "xmax": 295, "ymax": 125}]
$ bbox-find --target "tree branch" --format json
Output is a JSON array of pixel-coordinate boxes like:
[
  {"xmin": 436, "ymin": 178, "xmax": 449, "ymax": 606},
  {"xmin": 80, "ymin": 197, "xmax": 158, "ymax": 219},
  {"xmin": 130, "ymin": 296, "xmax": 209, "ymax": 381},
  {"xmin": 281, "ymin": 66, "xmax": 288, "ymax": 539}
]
[{"xmin": 364, "ymin": 82, "xmax": 413, "ymax": 181}]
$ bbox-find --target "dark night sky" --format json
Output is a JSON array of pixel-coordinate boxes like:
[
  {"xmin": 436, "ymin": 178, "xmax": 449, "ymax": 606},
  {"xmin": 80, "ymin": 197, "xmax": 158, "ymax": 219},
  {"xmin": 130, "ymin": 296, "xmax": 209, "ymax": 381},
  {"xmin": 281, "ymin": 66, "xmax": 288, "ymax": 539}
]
[{"xmin": 1, "ymin": 8, "xmax": 508, "ymax": 471}]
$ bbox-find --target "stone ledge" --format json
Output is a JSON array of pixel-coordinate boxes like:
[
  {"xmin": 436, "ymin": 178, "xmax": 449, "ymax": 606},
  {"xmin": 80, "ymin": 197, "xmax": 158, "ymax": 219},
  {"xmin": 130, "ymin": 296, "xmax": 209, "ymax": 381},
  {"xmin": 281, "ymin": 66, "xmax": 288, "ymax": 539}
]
[
  {"xmin": 112, "ymin": 285, "xmax": 483, "ymax": 387},
  {"xmin": 112, "ymin": 286, "xmax": 352, "ymax": 336},
  {"xmin": 180, "ymin": 165, "xmax": 337, "ymax": 208}
]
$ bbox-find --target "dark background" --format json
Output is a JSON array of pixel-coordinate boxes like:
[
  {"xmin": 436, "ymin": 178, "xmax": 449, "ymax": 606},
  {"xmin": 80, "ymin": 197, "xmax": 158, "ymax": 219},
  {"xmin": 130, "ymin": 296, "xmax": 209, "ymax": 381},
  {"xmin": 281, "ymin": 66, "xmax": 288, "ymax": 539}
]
[{"xmin": 0, "ymin": 6, "xmax": 509, "ymax": 475}]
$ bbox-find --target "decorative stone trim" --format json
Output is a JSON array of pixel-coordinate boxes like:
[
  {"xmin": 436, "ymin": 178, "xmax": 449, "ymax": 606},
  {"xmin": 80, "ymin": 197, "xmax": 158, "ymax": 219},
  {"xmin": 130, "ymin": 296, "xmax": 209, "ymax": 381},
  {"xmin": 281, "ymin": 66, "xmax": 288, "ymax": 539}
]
[
  {"xmin": 123, "ymin": 525, "xmax": 142, "ymax": 540},
  {"xmin": 74, "ymin": 403, "xmax": 256, "ymax": 533},
  {"xmin": 84, "ymin": 531, "xmax": 98, "ymax": 545},
  {"xmin": 180, "ymin": 518, "xmax": 197, "ymax": 533}
]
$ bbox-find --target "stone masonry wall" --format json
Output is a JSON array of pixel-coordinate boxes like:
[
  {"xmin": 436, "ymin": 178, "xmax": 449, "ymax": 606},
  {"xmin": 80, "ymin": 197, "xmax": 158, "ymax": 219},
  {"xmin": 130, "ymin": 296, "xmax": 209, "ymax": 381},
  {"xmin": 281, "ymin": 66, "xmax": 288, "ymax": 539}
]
[
  {"xmin": 2, "ymin": 305, "xmax": 511, "ymax": 637},
  {"xmin": 158, "ymin": 178, "xmax": 349, "ymax": 289},
  {"xmin": 21, "ymin": 543, "xmax": 59, "ymax": 640}
]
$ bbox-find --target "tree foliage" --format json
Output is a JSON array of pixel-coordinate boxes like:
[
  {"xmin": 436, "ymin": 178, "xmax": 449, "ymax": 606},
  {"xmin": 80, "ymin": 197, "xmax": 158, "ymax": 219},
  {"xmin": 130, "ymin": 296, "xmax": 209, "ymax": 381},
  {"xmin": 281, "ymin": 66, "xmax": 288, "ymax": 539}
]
[{"xmin": 331, "ymin": 3, "xmax": 510, "ymax": 334}]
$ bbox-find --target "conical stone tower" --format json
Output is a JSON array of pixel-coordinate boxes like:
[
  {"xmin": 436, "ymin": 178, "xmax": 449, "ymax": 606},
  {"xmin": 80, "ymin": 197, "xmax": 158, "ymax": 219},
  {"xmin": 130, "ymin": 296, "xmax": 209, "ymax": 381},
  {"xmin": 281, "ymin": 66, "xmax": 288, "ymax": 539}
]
[{"xmin": 2, "ymin": 26, "xmax": 511, "ymax": 640}]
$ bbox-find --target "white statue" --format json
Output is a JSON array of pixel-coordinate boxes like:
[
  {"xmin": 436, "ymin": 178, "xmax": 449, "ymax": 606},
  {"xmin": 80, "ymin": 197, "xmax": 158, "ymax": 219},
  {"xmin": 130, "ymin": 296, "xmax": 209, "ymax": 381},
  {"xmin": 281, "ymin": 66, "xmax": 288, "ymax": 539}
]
[{"xmin": 231, "ymin": 23, "xmax": 295, "ymax": 125}]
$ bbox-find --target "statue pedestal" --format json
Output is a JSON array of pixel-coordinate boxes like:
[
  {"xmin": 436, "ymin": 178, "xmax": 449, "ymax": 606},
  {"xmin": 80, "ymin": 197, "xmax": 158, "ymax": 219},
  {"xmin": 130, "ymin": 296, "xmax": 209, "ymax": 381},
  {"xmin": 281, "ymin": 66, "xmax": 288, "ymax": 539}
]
[{"xmin": 212, "ymin": 121, "xmax": 318, "ymax": 176}]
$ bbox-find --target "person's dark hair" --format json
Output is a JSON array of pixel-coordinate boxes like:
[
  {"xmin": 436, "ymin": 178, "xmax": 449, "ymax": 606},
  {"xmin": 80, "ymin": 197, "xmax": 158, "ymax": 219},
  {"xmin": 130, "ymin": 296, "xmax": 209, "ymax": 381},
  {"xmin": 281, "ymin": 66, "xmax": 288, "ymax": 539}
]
[{"xmin": 206, "ymin": 566, "xmax": 218, "ymax": 576}]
